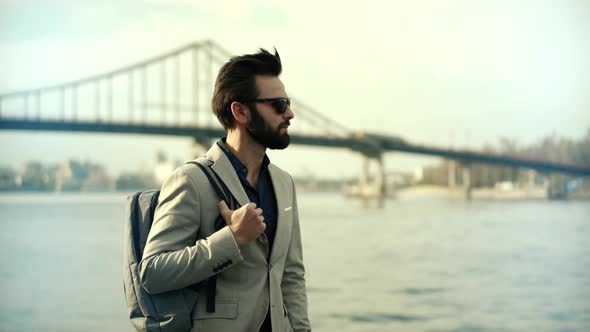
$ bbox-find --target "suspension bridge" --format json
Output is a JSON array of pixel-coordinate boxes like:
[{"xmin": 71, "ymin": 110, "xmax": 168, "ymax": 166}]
[{"xmin": 1, "ymin": 40, "xmax": 589, "ymax": 200}]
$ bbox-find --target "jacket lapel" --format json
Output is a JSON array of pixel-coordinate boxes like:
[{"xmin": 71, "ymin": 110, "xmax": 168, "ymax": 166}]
[
  {"xmin": 206, "ymin": 143, "xmax": 250, "ymax": 207},
  {"xmin": 268, "ymin": 164, "xmax": 293, "ymax": 264}
]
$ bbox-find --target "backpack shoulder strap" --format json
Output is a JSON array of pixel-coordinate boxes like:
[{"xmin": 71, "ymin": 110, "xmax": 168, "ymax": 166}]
[
  {"xmin": 184, "ymin": 159, "xmax": 237, "ymax": 313},
  {"xmin": 185, "ymin": 159, "xmax": 238, "ymax": 210}
]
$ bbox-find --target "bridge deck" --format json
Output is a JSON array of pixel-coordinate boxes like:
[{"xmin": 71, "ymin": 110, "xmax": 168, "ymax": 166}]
[{"xmin": 1, "ymin": 118, "xmax": 589, "ymax": 177}]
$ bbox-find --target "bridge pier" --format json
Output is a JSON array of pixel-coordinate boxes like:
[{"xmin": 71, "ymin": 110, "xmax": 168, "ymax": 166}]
[
  {"xmin": 448, "ymin": 160, "xmax": 456, "ymax": 188},
  {"xmin": 461, "ymin": 162, "xmax": 472, "ymax": 200},
  {"xmin": 357, "ymin": 153, "xmax": 386, "ymax": 208},
  {"xmin": 527, "ymin": 169, "xmax": 535, "ymax": 191},
  {"xmin": 359, "ymin": 155, "xmax": 368, "ymax": 195},
  {"xmin": 447, "ymin": 160, "xmax": 472, "ymax": 199}
]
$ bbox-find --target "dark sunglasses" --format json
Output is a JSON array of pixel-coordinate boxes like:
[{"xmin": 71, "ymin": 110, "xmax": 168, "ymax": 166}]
[{"xmin": 244, "ymin": 97, "xmax": 291, "ymax": 114}]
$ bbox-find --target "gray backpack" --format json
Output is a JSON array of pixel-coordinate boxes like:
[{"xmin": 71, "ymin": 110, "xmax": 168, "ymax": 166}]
[{"xmin": 123, "ymin": 159, "xmax": 237, "ymax": 331}]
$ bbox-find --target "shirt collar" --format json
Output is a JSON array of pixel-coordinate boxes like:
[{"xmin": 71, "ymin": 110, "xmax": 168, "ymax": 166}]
[{"xmin": 217, "ymin": 138, "xmax": 270, "ymax": 177}]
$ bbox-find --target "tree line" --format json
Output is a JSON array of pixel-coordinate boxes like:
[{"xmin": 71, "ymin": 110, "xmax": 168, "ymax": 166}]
[{"xmin": 419, "ymin": 128, "xmax": 590, "ymax": 189}]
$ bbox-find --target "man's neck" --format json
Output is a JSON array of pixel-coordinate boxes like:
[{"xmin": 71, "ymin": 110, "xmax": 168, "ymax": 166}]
[{"xmin": 225, "ymin": 130, "xmax": 266, "ymax": 185}]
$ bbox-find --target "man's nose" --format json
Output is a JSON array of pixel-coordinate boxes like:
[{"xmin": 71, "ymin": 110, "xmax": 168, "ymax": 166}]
[{"xmin": 284, "ymin": 106, "xmax": 294, "ymax": 120}]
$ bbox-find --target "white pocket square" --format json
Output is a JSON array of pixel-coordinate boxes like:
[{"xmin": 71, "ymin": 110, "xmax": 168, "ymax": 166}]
[{"xmin": 284, "ymin": 206, "xmax": 292, "ymax": 212}]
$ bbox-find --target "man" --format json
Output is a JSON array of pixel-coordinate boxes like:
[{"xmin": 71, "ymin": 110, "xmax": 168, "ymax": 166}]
[{"xmin": 139, "ymin": 48, "xmax": 311, "ymax": 332}]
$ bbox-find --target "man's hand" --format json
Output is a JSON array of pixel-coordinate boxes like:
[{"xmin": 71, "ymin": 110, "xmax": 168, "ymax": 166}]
[{"xmin": 218, "ymin": 201, "xmax": 266, "ymax": 246}]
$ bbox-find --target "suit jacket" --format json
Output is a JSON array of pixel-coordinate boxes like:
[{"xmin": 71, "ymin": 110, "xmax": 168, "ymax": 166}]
[{"xmin": 139, "ymin": 143, "xmax": 311, "ymax": 332}]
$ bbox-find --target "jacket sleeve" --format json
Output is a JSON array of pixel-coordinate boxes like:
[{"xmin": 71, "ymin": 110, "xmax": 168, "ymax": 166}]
[
  {"xmin": 138, "ymin": 166, "xmax": 243, "ymax": 294},
  {"xmin": 281, "ymin": 177, "xmax": 312, "ymax": 331}
]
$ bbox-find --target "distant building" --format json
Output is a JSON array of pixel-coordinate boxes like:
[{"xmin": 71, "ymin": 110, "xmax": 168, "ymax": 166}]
[
  {"xmin": 17, "ymin": 161, "xmax": 50, "ymax": 191},
  {"xmin": 115, "ymin": 173, "xmax": 156, "ymax": 191},
  {"xmin": 0, "ymin": 166, "xmax": 17, "ymax": 190}
]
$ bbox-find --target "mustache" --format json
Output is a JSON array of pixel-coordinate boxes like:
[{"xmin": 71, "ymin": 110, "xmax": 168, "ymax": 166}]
[{"xmin": 279, "ymin": 121, "xmax": 290, "ymax": 128}]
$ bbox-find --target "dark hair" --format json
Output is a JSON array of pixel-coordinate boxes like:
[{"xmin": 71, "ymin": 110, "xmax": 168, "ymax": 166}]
[{"xmin": 212, "ymin": 48, "xmax": 282, "ymax": 129}]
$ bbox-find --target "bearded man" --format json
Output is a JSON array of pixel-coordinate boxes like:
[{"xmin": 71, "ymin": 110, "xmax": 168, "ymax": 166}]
[{"xmin": 139, "ymin": 48, "xmax": 311, "ymax": 332}]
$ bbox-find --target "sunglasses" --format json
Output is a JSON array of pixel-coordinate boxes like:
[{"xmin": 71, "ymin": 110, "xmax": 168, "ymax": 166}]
[{"xmin": 244, "ymin": 97, "xmax": 291, "ymax": 114}]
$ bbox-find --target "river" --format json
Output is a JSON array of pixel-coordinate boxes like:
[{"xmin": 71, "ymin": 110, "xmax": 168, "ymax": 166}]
[{"xmin": 0, "ymin": 191, "xmax": 589, "ymax": 331}]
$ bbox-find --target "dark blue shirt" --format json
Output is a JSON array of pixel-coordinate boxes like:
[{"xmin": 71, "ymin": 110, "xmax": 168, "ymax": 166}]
[{"xmin": 217, "ymin": 139, "xmax": 278, "ymax": 254}]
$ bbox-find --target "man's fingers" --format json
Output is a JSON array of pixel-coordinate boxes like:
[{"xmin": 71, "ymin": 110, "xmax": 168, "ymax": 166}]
[
  {"xmin": 219, "ymin": 201, "xmax": 267, "ymax": 239},
  {"xmin": 218, "ymin": 200, "xmax": 233, "ymax": 224},
  {"xmin": 218, "ymin": 200, "xmax": 229, "ymax": 212}
]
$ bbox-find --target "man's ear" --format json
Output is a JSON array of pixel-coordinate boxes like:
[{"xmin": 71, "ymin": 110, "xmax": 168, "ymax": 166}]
[{"xmin": 230, "ymin": 101, "xmax": 249, "ymax": 126}]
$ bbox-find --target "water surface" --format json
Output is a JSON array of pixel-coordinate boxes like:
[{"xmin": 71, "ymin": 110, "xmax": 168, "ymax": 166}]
[{"xmin": 0, "ymin": 192, "xmax": 588, "ymax": 331}]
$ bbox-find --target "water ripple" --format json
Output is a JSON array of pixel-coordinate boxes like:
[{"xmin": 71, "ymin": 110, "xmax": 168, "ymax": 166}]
[
  {"xmin": 306, "ymin": 286, "xmax": 338, "ymax": 294},
  {"xmin": 426, "ymin": 324, "xmax": 502, "ymax": 332},
  {"xmin": 397, "ymin": 287, "xmax": 448, "ymax": 295},
  {"xmin": 331, "ymin": 312, "xmax": 429, "ymax": 323}
]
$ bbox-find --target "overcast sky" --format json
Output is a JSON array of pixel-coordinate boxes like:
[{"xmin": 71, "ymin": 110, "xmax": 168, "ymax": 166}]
[{"xmin": 1, "ymin": 0, "xmax": 589, "ymax": 178}]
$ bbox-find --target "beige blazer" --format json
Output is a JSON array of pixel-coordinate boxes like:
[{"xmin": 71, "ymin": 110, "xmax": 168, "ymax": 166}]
[{"xmin": 139, "ymin": 143, "xmax": 311, "ymax": 332}]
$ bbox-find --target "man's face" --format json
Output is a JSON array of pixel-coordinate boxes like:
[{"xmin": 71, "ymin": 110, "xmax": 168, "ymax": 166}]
[{"xmin": 246, "ymin": 76, "xmax": 294, "ymax": 150}]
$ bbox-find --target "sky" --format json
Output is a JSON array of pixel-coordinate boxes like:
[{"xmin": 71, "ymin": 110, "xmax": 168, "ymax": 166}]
[{"xmin": 0, "ymin": 0, "xmax": 589, "ymax": 179}]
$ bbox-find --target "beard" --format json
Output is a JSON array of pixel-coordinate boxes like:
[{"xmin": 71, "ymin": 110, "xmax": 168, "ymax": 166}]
[{"xmin": 246, "ymin": 106, "xmax": 291, "ymax": 150}]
